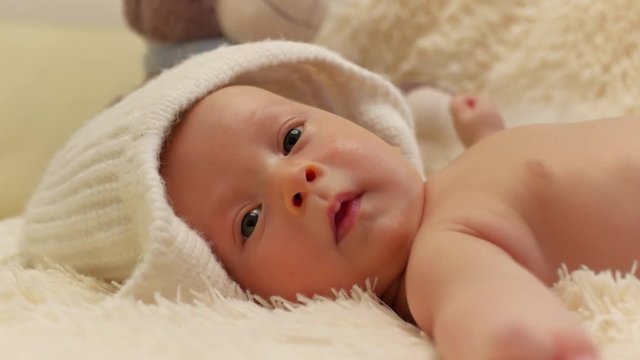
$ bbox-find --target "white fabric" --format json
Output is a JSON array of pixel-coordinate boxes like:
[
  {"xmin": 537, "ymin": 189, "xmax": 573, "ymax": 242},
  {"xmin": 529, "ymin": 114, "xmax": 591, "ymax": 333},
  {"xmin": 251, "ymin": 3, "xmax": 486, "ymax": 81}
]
[
  {"xmin": 2, "ymin": 217, "xmax": 640, "ymax": 359},
  {"xmin": 21, "ymin": 40, "xmax": 422, "ymax": 303}
]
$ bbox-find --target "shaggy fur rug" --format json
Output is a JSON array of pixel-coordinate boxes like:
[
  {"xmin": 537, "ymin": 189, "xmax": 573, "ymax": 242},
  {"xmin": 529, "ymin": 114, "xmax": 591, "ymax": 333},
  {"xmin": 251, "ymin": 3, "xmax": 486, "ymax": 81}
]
[
  {"xmin": 2, "ymin": 1, "xmax": 640, "ymax": 359},
  {"xmin": 316, "ymin": 0, "xmax": 640, "ymax": 174},
  {"xmin": 2, "ymin": 217, "xmax": 640, "ymax": 359}
]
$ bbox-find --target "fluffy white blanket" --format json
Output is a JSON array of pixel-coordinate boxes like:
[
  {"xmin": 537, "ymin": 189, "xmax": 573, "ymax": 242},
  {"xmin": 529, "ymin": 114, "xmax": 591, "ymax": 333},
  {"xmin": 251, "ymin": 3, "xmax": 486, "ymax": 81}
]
[
  {"xmin": 316, "ymin": 0, "xmax": 640, "ymax": 173},
  {"xmin": 2, "ymin": 1, "xmax": 640, "ymax": 359},
  {"xmin": 2, "ymin": 217, "xmax": 640, "ymax": 359}
]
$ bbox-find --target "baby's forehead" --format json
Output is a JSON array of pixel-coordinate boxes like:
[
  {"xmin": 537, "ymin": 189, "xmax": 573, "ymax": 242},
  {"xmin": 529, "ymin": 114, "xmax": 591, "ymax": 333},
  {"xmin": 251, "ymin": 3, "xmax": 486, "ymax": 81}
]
[
  {"xmin": 200, "ymin": 85, "xmax": 292, "ymax": 108},
  {"xmin": 184, "ymin": 85, "xmax": 307, "ymax": 129},
  {"xmin": 165, "ymin": 87, "xmax": 300, "ymax": 160}
]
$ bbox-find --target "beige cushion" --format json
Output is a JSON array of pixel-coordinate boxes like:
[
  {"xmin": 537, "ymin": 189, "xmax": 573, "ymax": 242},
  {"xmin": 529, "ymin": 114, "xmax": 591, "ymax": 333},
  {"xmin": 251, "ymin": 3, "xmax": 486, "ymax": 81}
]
[{"xmin": 0, "ymin": 21, "xmax": 144, "ymax": 218}]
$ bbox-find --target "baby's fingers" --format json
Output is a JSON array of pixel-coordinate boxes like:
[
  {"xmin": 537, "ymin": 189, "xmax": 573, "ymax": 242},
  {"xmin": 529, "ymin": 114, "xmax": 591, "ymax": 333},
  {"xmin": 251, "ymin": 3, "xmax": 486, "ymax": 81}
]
[
  {"xmin": 486, "ymin": 325, "xmax": 598, "ymax": 360},
  {"xmin": 488, "ymin": 325, "xmax": 552, "ymax": 360},
  {"xmin": 554, "ymin": 329, "xmax": 599, "ymax": 360}
]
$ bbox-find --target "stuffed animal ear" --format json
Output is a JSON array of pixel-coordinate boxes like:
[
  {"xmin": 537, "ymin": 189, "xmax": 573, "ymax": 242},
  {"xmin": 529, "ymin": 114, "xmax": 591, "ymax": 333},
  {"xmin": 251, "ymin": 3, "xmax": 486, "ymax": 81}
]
[
  {"xmin": 217, "ymin": 0, "xmax": 327, "ymax": 43},
  {"xmin": 123, "ymin": 0, "xmax": 223, "ymax": 42}
]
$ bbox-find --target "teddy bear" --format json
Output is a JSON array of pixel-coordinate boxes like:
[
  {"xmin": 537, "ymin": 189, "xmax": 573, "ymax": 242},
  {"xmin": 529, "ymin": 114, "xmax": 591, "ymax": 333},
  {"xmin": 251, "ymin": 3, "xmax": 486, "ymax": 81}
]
[
  {"xmin": 122, "ymin": 0, "xmax": 461, "ymax": 175},
  {"xmin": 123, "ymin": 0, "xmax": 328, "ymax": 77}
]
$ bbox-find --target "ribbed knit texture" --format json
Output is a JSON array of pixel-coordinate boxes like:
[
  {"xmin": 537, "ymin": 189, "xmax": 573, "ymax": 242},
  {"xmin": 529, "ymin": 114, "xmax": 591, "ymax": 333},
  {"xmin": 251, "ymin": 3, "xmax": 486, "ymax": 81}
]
[{"xmin": 22, "ymin": 41, "xmax": 423, "ymax": 302}]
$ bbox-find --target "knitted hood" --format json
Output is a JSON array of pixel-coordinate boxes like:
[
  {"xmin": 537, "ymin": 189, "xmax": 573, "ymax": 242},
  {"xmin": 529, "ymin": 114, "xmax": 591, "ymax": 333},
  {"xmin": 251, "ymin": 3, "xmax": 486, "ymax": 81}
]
[{"xmin": 22, "ymin": 41, "xmax": 423, "ymax": 302}]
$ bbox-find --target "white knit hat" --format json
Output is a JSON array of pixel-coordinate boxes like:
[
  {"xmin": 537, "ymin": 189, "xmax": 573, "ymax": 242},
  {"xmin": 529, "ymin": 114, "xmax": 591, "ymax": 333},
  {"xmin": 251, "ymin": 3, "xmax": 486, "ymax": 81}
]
[{"xmin": 22, "ymin": 41, "xmax": 423, "ymax": 302}]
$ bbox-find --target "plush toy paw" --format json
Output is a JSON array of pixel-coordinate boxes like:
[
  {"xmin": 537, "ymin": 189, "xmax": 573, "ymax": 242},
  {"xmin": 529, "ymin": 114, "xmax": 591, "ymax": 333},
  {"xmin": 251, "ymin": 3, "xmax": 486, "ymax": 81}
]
[
  {"xmin": 123, "ymin": 0, "xmax": 222, "ymax": 42},
  {"xmin": 217, "ymin": 0, "xmax": 328, "ymax": 43},
  {"xmin": 124, "ymin": 0, "xmax": 328, "ymax": 43},
  {"xmin": 403, "ymin": 85, "xmax": 454, "ymax": 140}
]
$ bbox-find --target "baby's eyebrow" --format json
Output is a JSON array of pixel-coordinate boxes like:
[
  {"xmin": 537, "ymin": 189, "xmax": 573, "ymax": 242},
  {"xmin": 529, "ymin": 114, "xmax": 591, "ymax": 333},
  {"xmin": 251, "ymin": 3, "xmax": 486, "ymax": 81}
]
[
  {"xmin": 252, "ymin": 99, "xmax": 300, "ymax": 123},
  {"xmin": 247, "ymin": 104, "xmax": 295, "ymax": 148}
]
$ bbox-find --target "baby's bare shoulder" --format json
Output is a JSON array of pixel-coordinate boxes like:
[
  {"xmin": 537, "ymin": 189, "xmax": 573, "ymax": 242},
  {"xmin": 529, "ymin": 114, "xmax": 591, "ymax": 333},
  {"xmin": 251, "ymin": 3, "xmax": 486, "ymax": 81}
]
[
  {"xmin": 443, "ymin": 116, "xmax": 640, "ymax": 191},
  {"xmin": 417, "ymin": 191, "xmax": 545, "ymax": 275},
  {"xmin": 422, "ymin": 116, "xmax": 640, "ymax": 280}
]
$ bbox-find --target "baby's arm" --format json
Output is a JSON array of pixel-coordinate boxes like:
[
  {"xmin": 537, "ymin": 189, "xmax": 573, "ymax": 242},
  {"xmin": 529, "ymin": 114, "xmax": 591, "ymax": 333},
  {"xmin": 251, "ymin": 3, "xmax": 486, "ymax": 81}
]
[{"xmin": 405, "ymin": 228, "xmax": 597, "ymax": 360}]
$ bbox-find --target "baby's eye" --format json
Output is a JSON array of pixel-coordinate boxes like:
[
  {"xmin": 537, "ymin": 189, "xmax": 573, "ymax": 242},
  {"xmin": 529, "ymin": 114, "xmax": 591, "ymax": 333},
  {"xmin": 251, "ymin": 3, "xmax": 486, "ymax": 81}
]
[
  {"xmin": 283, "ymin": 127, "xmax": 302, "ymax": 155},
  {"xmin": 240, "ymin": 207, "xmax": 261, "ymax": 240}
]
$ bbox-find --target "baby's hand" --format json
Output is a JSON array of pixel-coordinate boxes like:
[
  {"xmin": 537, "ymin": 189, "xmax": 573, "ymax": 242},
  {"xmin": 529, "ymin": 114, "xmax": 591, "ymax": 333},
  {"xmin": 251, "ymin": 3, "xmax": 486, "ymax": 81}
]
[
  {"xmin": 450, "ymin": 94, "xmax": 505, "ymax": 148},
  {"xmin": 488, "ymin": 323, "xmax": 598, "ymax": 360}
]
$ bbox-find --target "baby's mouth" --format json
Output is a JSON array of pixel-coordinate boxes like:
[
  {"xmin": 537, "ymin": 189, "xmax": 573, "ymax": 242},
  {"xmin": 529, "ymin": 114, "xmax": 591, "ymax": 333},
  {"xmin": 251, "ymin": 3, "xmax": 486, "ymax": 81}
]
[{"xmin": 330, "ymin": 192, "xmax": 363, "ymax": 244}]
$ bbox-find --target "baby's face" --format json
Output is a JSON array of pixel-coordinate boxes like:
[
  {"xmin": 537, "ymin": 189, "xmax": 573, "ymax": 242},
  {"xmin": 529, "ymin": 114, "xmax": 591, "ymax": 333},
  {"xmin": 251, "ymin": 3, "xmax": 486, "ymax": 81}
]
[{"xmin": 162, "ymin": 85, "xmax": 424, "ymax": 300}]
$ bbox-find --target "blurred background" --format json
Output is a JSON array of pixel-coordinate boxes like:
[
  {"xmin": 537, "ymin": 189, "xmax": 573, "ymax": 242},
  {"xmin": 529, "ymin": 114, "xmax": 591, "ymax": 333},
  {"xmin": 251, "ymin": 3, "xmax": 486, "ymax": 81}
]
[{"xmin": 0, "ymin": 0, "xmax": 145, "ymax": 218}]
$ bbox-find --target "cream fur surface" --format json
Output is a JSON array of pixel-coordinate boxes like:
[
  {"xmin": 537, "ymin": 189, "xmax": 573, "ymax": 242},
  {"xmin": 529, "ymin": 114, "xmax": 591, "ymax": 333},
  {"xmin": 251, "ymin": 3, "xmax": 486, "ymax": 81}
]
[
  {"xmin": 2, "ymin": 216, "xmax": 640, "ymax": 359},
  {"xmin": 3, "ymin": 1, "xmax": 640, "ymax": 359},
  {"xmin": 316, "ymin": 0, "xmax": 640, "ymax": 174}
]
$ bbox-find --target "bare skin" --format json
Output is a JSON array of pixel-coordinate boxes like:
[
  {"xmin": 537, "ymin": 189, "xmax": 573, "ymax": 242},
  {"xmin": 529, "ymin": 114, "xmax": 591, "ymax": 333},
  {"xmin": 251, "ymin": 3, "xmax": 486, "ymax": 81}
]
[
  {"xmin": 407, "ymin": 96, "xmax": 640, "ymax": 359},
  {"xmin": 450, "ymin": 94, "xmax": 505, "ymax": 147},
  {"xmin": 162, "ymin": 85, "xmax": 424, "ymax": 302},
  {"xmin": 162, "ymin": 85, "xmax": 640, "ymax": 360}
]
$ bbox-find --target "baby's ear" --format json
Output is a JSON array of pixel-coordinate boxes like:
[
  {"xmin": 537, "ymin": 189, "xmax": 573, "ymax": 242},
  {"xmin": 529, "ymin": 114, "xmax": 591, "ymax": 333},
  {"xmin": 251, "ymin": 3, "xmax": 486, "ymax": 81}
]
[
  {"xmin": 123, "ymin": 0, "xmax": 222, "ymax": 42},
  {"xmin": 217, "ymin": 0, "xmax": 328, "ymax": 43}
]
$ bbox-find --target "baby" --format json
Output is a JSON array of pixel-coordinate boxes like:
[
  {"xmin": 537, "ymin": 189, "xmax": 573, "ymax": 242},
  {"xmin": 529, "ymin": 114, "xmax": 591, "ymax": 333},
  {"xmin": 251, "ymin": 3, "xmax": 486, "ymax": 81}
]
[
  {"xmin": 23, "ymin": 41, "xmax": 639, "ymax": 360},
  {"xmin": 162, "ymin": 83, "xmax": 637, "ymax": 359}
]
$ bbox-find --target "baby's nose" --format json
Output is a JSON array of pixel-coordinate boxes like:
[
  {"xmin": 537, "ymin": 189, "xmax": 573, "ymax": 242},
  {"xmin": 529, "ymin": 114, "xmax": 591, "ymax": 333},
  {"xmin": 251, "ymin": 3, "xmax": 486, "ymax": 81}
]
[{"xmin": 282, "ymin": 163, "xmax": 322, "ymax": 215}]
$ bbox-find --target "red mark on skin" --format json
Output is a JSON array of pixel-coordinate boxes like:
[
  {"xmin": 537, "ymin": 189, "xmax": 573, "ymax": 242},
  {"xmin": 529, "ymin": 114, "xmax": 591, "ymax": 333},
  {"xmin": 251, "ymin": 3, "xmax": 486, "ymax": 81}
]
[
  {"xmin": 465, "ymin": 96, "xmax": 476, "ymax": 109},
  {"xmin": 526, "ymin": 159, "xmax": 552, "ymax": 180}
]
